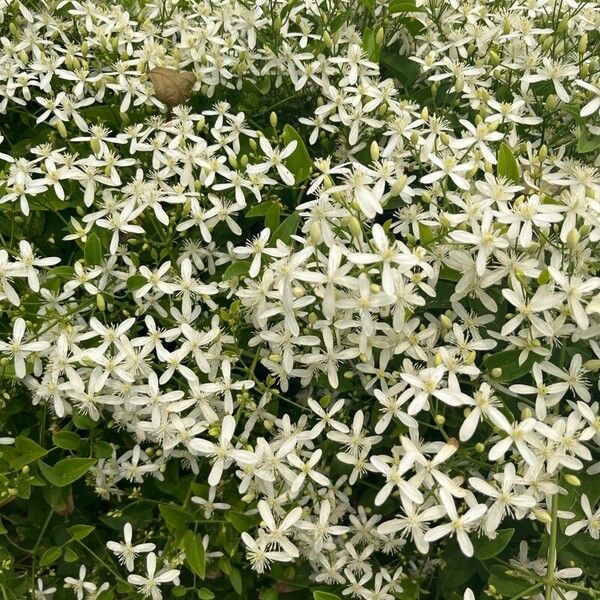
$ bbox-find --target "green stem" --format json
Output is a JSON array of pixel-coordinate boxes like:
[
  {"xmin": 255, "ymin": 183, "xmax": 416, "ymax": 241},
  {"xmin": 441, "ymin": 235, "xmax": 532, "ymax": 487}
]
[{"xmin": 545, "ymin": 495, "xmax": 559, "ymax": 600}]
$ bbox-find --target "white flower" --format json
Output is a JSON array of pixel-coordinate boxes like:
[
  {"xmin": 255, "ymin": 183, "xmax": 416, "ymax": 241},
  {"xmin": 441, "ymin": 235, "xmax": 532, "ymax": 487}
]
[
  {"xmin": 106, "ymin": 522, "xmax": 156, "ymax": 571},
  {"xmin": 127, "ymin": 552, "xmax": 180, "ymax": 600},
  {"xmin": 0, "ymin": 318, "xmax": 50, "ymax": 378}
]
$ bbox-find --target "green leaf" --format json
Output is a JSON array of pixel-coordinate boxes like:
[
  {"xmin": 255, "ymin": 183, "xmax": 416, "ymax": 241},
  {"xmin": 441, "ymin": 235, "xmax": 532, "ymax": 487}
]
[
  {"xmin": 282, "ymin": 124, "xmax": 311, "ymax": 182},
  {"xmin": 39, "ymin": 546, "xmax": 62, "ymax": 567},
  {"xmin": 52, "ymin": 431, "xmax": 82, "ymax": 451},
  {"xmin": 2, "ymin": 436, "xmax": 47, "ymax": 469},
  {"xmin": 226, "ymin": 510, "xmax": 261, "ymax": 533},
  {"xmin": 63, "ymin": 547, "xmax": 79, "ymax": 562},
  {"xmin": 84, "ymin": 232, "xmax": 103, "ymax": 266},
  {"xmin": 184, "ymin": 531, "xmax": 206, "ymax": 579},
  {"xmin": 389, "ymin": 0, "xmax": 424, "ymax": 12},
  {"xmin": 271, "ymin": 212, "xmax": 300, "ymax": 244},
  {"xmin": 497, "ymin": 142, "xmax": 520, "ymax": 182},
  {"xmin": 246, "ymin": 201, "xmax": 277, "ymax": 218},
  {"xmin": 198, "ymin": 588, "xmax": 215, "ymax": 600},
  {"xmin": 265, "ymin": 202, "xmax": 281, "ymax": 231},
  {"xmin": 484, "ymin": 349, "xmax": 536, "ymax": 382},
  {"xmin": 68, "ymin": 524, "xmax": 95, "ymax": 541},
  {"xmin": 127, "ymin": 275, "xmax": 147, "ymax": 292},
  {"xmin": 362, "ymin": 27, "xmax": 380, "ymax": 62},
  {"xmin": 222, "ymin": 260, "xmax": 251, "ymax": 281},
  {"xmin": 472, "ymin": 528, "xmax": 514, "ymax": 560},
  {"xmin": 159, "ymin": 504, "xmax": 194, "ymax": 530},
  {"xmin": 488, "ymin": 565, "xmax": 535, "ymax": 597},
  {"xmin": 438, "ymin": 540, "xmax": 477, "ymax": 589},
  {"xmin": 572, "ymin": 534, "xmax": 600, "ymax": 557},
  {"xmin": 313, "ymin": 592, "xmax": 341, "ymax": 600},
  {"xmin": 228, "ymin": 567, "xmax": 242, "ymax": 594},
  {"xmin": 577, "ymin": 132, "xmax": 600, "ymax": 154},
  {"xmin": 38, "ymin": 458, "xmax": 96, "ymax": 487}
]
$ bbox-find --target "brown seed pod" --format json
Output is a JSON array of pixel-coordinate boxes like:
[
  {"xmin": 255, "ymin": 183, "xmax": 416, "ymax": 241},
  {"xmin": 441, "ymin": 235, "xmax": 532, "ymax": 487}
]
[{"xmin": 148, "ymin": 67, "xmax": 196, "ymax": 108}]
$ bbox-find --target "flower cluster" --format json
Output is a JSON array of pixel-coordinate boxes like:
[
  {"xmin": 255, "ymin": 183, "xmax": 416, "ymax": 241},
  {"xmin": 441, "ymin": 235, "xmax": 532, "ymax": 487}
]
[{"xmin": 0, "ymin": 0, "xmax": 599, "ymax": 599}]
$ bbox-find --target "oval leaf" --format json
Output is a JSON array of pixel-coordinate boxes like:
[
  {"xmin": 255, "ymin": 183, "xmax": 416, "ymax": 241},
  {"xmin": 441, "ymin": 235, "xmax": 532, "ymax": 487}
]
[
  {"xmin": 38, "ymin": 458, "xmax": 96, "ymax": 487},
  {"xmin": 184, "ymin": 531, "xmax": 206, "ymax": 579}
]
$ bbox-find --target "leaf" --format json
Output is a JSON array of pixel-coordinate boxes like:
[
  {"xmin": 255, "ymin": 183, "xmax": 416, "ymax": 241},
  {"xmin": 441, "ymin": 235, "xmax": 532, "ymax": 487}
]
[
  {"xmin": 572, "ymin": 534, "xmax": 600, "ymax": 557},
  {"xmin": 222, "ymin": 260, "xmax": 251, "ymax": 281},
  {"xmin": 313, "ymin": 592, "xmax": 341, "ymax": 600},
  {"xmin": 52, "ymin": 431, "xmax": 82, "ymax": 451},
  {"xmin": 198, "ymin": 588, "xmax": 215, "ymax": 600},
  {"xmin": 39, "ymin": 546, "xmax": 62, "ymax": 567},
  {"xmin": 184, "ymin": 531, "xmax": 206, "ymax": 579},
  {"xmin": 228, "ymin": 568, "xmax": 242, "ymax": 594},
  {"xmin": 472, "ymin": 528, "xmax": 514, "ymax": 560},
  {"xmin": 282, "ymin": 124, "xmax": 311, "ymax": 182},
  {"xmin": 84, "ymin": 232, "xmax": 103, "ymax": 266},
  {"xmin": 2, "ymin": 436, "xmax": 47, "ymax": 469},
  {"xmin": 362, "ymin": 27, "xmax": 379, "ymax": 62},
  {"xmin": 271, "ymin": 212, "xmax": 300, "ymax": 244},
  {"xmin": 488, "ymin": 565, "xmax": 534, "ymax": 597},
  {"xmin": 577, "ymin": 132, "xmax": 600, "ymax": 154},
  {"xmin": 497, "ymin": 142, "xmax": 520, "ymax": 182},
  {"xmin": 38, "ymin": 458, "xmax": 96, "ymax": 487},
  {"xmin": 68, "ymin": 524, "xmax": 95, "ymax": 541},
  {"xmin": 265, "ymin": 202, "xmax": 281, "ymax": 231},
  {"xmin": 127, "ymin": 275, "xmax": 147, "ymax": 292},
  {"xmin": 226, "ymin": 510, "xmax": 261, "ymax": 533},
  {"xmin": 483, "ymin": 349, "xmax": 536, "ymax": 382},
  {"xmin": 246, "ymin": 201, "xmax": 277, "ymax": 218},
  {"xmin": 159, "ymin": 504, "xmax": 194, "ymax": 530},
  {"xmin": 389, "ymin": 0, "xmax": 424, "ymax": 12},
  {"xmin": 148, "ymin": 67, "xmax": 196, "ymax": 108}
]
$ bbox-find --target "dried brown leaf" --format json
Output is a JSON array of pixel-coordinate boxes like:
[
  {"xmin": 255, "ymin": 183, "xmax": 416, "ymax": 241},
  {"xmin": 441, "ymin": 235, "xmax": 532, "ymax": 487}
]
[{"xmin": 148, "ymin": 67, "xmax": 196, "ymax": 108}]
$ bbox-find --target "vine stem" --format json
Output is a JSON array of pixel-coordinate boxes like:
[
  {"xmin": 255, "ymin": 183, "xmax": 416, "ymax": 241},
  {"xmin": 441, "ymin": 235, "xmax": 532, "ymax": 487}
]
[{"xmin": 545, "ymin": 495, "xmax": 559, "ymax": 600}]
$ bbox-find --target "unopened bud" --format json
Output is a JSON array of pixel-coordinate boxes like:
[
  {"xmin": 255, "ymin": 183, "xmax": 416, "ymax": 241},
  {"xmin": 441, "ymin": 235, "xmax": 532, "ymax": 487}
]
[
  {"xmin": 545, "ymin": 95, "xmax": 559, "ymax": 111},
  {"xmin": 566, "ymin": 228, "xmax": 580, "ymax": 250},
  {"xmin": 583, "ymin": 359, "xmax": 600, "ymax": 372},
  {"xmin": 370, "ymin": 140, "xmax": 379, "ymax": 162},
  {"xmin": 96, "ymin": 294, "xmax": 106, "ymax": 312},
  {"xmin": 521, "ymin": 407, "xmax": 533, "ymax": 420},
  {"xmin": 269, "ymin": 112, "xmax": 277, "ymax": 128},
  {"xmin": 534, "ymin": 508, "xmax": 553, "ymax": 524},
  {"xmin": 475, "ymin": 442, "xmax": 485, "ymax": 453},
  {"xmin": 346, "ymin": 216, "xmax": 362, "ymax": 239},
  {"xmin": 375, "ymin": 27, "xmax": 384, "ymax": 46},
  {"xmin": 491, "ymin": 367, "xmax": 503, "ymax": 378},
  {"xmin": 434, "ymin": 414, "xmax": 445, "ymax": 426},
  {"xmin": 564, "ymin": 474, "xmax": 581, "ymax": 487},
  {"xmin": 90, "ymin": 137, "xmax": 101, "ymax": 155},
  {"xmin": 56, "ymin": 120, "xmax": 67, "ymax": 139},
  {"xmin": 309, "ymin": 221, "xmax": 322, "ymax": 245},
  {"xmin": 538, "ymin": 144, "xmax": 548, "ymax": 162}
]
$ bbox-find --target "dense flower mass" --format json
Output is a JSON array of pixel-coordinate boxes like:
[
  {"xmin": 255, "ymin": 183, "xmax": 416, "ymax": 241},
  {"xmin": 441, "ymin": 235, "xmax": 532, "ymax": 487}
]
[{"xmin": 0, "ymin": 0, "xmax": 599, "ymax": 598}]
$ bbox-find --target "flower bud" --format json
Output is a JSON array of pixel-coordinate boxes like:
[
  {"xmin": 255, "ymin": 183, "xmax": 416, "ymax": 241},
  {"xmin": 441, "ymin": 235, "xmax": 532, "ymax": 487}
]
[
  {"xmin": 309, "ymin": 221, "xmax": 322, "ymax": 245},
  {"xmin": 434, "ymin": 414, "xmax": 445, "ymax": 426},
  {"xmin": 521, "ymin": 407, "xmax": 532, "ymax": 420},
  {"xmin": 370, "ymin": 140, "xmax": 379, "ymax": 162},
  {"xmin": 346, "ymin": 216, "xmax": 362, "ymax": 239},
  {"xmin": 375, "ymin": 27, "xmax": 384, "ymax": 46},
  {"xmin": 475, "ymin": 442, "xmax": 485, "ymax": 453},
  {"xmin": 583, "ymin": 359, "xmax": 600, "ymax": 372},
  {"xmin": 491, "ymin": 367, "xmax": 503, "ymax": 378},
  {"xmin": 96, "ymin": 294, "xmax": 106, "ymax": 312},
  {"xmin": 56, "ymin": 120, "xmax": 67, "ymax": 139},
  {"xmin": 534, "ymin": 508, "xmax": 553, "ymax": 524},
  {"xmin": 269, "ymin": 111, "xmax": 277, "ymax": 128},
  {"xmin": 564, "ymin": 474, "xmax": 581, "ymax": 487},
  {"xmin": 455, "ymin": 73, "xmax": 464, "ymax": 93},
  {"xmin": 545, "ymin": 95, "xmax": 559, "ymax": 111},
  {"xmin": 90, "ymin": 137, "xmax": 101, "ymax": 155},
  {"xmin": 566, "ymin": 228, "xmax": 580, "ymax": 250},
  {"xmin": 440, "ymin": 314, "xmax": 452, "ymax": 330}
]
